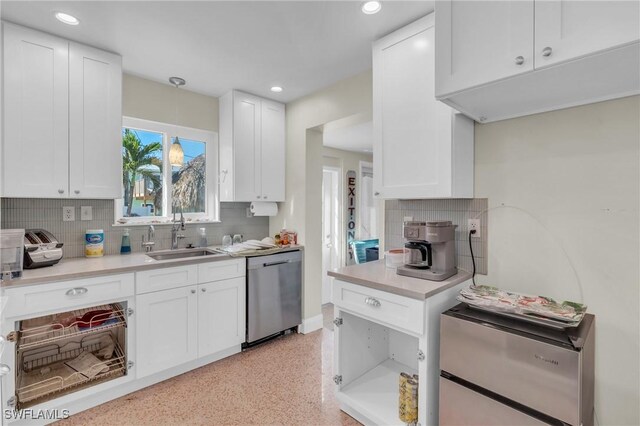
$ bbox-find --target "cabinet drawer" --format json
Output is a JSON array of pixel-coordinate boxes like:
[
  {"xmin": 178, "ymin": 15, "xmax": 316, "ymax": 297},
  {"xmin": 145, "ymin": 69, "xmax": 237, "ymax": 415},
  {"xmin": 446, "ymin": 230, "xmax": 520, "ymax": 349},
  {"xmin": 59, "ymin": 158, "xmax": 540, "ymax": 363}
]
[
  {"xmin": 3, "ymin": 273, "xmax": 134, "ymax": 318},
  {"xmin": 198, "ymin": 259, "xmax": 245, "ymax": 284},
  {"xmin": 136, "ymin": 265, "xmax": 198, "ymax": 294},
  {"xmin": 332, "ymin": 280, "xmax": 425, "ymax": 335}
]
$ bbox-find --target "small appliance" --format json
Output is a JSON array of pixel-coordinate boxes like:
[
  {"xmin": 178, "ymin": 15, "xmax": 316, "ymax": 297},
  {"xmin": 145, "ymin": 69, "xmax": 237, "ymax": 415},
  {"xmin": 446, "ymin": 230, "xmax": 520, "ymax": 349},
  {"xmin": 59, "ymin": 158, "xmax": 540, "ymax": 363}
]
[
  {"xmin": 1, "ymin": 229, "xmax": 25, "ymax": 279},
  {"xmin": 397, "ymin": 220, "xmax": 457, "ymax": 281},
  {"xmin": 440, "ymin": 303, "xmax": 594, "ymax": 425},
  {"xmin": 23, "ymin": 229, "xmax": 64, "ymax": 268}
]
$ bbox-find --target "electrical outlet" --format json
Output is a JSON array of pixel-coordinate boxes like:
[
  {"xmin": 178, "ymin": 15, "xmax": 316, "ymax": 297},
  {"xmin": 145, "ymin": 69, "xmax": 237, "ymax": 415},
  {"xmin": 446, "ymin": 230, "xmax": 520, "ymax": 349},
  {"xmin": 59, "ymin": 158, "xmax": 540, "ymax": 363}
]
[
  {"xmin": 63, "ymin": 206, "xmax": 75, "ymax": 222},
  {"xmin": 403, "ymin": 216, "xmax": 414, "ymax": 222},
  {"xmin": 468, "ymin": 219, "xmax": 480, "ymax": 237},
  {"xmin": 81, "ymin": 206, "xmax": 92, "ymax": 221}
]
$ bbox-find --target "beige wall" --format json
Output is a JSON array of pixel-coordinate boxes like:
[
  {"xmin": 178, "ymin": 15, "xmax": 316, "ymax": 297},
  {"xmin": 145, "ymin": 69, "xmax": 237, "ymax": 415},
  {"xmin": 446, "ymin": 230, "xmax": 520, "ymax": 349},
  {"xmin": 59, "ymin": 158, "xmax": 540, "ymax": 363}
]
[
  {"xmin": 323, "ymin": 146, "xmax": 374, "ymax": 264},
  {"xmin": 475, "ymin": 95, "xmax": 640, "ymax": 425},
  {"xmin": 271, "ymin": 70, "xmax": 373, "ymax": 321},
  {"xmin": 123, "ymin": 74, "xmax": 219, "ymax": 131}
]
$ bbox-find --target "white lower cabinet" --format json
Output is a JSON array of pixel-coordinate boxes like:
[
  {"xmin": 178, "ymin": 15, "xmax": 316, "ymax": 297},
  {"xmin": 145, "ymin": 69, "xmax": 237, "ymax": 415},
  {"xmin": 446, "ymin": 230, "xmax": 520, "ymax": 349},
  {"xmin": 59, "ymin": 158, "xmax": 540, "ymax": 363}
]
[
  {"xmin": 197, "ymin": 277, "xmax": 245, "ymax": 357},
  {"xmin": 136, "ymin": 285, "xmax": 199, "ymax": 378},
  {"xmin": 332, "ymin": 279, "xmax": 469, "ymax": 426},
  {"xmin": 136, "ymin": 259, "xmax": 246, "ymax": 378}
]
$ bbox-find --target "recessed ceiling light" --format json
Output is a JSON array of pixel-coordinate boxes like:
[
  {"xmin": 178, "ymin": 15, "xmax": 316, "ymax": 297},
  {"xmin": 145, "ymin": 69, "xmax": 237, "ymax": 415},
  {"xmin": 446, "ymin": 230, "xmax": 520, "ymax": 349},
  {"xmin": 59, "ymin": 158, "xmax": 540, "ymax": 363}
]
[
  {"xmin": 270, "ymin": 86, "xmax": 283, "ymax": 93},
  {"xmin": 361, "ymin": 1, "xmax": 382, "ymax": 15},
  {"xmin": 55, "ymin": 12, "xmax": 80, "ymax": 25}
]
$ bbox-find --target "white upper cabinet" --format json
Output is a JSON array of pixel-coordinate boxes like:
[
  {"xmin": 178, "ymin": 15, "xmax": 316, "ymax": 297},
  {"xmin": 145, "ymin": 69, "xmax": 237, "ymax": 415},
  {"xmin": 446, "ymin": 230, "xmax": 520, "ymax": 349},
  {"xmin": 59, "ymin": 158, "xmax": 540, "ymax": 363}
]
[
  {"xmin": 69, "ymin": 42, "xmax": 123, "ymax": 199},
  {"xmin": 219, "ymin": 90, "xmax": 285, "ymax": 202},
  {"xmin": 435, "ymin": 1, "xmax": 534, "ymax": 96},
  {"xmin": 2, "ymin": 22, "xmax": 123, "ymax": 199},
  {"xmin": 534, "ymin": 0, "xmax": 640, "ymax": 68},
  {"xmin": 2, "ymin": 23, "xmax": 69, "ymax": 198},
  {"xmin": 435, "ymin": 1, "xmax": 640, "ymax": 123},
  {"xmin": 373, "ymin": 14, "xmax": 474, "ymax": 200},
  {"xmin": 260, "ymin": 100, "xmax": 285, "ymax": 202}
]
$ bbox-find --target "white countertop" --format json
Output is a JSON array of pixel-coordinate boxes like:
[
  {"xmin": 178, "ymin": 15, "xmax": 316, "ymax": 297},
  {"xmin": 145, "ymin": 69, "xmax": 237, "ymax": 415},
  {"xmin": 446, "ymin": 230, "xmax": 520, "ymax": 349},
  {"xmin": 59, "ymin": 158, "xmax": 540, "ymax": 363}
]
[
  {"xmin": 2, "ymin": 245, "xmax": 303, "ymax": 289},
  {"xmin": 328, "ymin": 260, "xmax": 472, "ymax": 300}
]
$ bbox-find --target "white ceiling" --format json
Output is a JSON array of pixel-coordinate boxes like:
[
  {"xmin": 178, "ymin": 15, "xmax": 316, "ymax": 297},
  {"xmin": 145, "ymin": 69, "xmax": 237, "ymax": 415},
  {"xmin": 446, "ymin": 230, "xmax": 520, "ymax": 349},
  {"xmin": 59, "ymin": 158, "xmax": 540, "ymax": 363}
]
[
  {"xmin": 1, "ymin": 1, "xmax": 433, "ymax": 102},
  {"xmin": 323, "ymin": 121, "xmax": 372, "ymax": 153}
]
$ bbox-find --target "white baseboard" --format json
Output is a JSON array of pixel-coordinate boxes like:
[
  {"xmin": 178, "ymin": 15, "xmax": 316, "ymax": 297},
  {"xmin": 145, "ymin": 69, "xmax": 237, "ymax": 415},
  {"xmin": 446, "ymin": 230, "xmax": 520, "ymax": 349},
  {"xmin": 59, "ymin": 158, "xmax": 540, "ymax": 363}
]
[{"xmin": 298, "ymin": 314, "xmax": 323, "ymax": 334}]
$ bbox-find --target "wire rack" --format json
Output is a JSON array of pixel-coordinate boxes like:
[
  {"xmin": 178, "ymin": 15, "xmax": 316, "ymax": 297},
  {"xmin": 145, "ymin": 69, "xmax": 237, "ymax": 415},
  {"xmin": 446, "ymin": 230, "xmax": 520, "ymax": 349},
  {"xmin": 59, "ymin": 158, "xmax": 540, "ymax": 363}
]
[
  {"xmin": 16, "ymin": 341, "xmax": 126, "ymax": 406},
  {"xmin": 17, "ymin": 304, "xmax": 127, "ymax": 351}
]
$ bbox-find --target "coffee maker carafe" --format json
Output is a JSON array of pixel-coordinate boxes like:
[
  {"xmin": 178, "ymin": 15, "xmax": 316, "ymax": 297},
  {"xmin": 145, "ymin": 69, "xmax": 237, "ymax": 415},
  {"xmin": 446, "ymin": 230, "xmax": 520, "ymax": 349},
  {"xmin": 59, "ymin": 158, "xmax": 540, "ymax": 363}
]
[{"xmin": 397, "ymin": 221, "xmax": 457, "ymax": 281}]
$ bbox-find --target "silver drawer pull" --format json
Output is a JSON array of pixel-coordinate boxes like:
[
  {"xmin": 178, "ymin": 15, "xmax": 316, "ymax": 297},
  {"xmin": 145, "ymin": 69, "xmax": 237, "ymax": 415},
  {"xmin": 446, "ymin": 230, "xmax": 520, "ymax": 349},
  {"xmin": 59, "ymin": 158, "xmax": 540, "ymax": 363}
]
[
  {"xmin": 365, "ymin": 297, "xmax": 381, "ymax": 308},
  {"xmin": 65, "ymin": 287, "xmax": 88, "ymax": 297}
]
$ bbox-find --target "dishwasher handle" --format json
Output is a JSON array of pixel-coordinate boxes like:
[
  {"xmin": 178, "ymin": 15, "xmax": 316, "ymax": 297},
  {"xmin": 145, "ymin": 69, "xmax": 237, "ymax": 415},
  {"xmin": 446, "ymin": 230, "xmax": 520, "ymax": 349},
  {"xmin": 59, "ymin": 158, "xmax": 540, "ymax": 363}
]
[{"xmin": 263, "ymin": 259, "xmax": 291, "ymax": 267}]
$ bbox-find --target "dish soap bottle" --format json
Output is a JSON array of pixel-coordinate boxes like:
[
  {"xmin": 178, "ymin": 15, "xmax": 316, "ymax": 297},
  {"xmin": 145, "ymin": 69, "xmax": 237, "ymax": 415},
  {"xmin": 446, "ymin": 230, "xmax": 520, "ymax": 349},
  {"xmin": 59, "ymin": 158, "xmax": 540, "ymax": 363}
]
[
  {"xmin": 198, "ymin": 228, "xmax": 208, "ymax": 248},
  {"xmin": 120, "ymin": 228, "xmax": 131, "ymax": 254}
]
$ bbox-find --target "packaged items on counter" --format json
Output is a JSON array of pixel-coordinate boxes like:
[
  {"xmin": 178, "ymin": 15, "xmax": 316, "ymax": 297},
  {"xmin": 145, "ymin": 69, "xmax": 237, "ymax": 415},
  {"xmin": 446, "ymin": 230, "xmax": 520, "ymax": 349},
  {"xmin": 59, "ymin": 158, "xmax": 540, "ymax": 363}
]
[
  {"xmin": 399, "ymin": 372, "xmax": 418, "ymax": 424},
  {"xmin": 85, "ymin": 229, "xmax": 104, "ymax": 258},
  {"xmin": 277, "ymin": 229, "xmax": 298, "ymax": 247}
]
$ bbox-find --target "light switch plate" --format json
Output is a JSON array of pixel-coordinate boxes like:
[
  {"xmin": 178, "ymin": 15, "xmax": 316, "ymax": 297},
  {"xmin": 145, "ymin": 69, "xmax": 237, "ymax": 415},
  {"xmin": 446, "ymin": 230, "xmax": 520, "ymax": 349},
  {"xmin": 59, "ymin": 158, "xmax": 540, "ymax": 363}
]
[
  {"xmin": 403, "ymin": 216, "xmax": 414, "ymax": 222},
  {"xmin": 81, "ymin": 206, "xmax": 92, "ymax": 221},
  {"xmin": 63, "ymin": 206, "xmax": 75, "ymax": 222}
]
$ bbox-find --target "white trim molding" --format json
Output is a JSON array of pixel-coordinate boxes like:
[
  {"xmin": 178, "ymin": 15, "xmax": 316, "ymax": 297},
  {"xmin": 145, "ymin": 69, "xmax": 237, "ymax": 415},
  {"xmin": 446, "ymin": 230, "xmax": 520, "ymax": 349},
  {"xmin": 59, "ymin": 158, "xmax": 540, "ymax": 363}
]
[{"xmin": 298, "ymin": 314, "xmax": 323, "ymax": 334}]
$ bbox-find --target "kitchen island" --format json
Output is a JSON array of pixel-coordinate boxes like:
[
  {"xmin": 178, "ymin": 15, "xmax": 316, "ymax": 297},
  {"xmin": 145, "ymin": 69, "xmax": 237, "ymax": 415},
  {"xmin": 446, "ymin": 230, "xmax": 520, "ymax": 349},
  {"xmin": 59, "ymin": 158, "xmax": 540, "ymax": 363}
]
[{"xmin": 328, "ymin": 260, "xmax": 471, "ymax": 426}]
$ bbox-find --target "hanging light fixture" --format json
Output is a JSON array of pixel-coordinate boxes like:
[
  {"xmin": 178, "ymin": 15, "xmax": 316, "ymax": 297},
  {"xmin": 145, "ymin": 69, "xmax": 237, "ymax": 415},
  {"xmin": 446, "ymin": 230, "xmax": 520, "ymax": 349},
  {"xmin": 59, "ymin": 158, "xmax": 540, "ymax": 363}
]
[{"xmin": 168, "ymin": 76, "xmax": 186, "ymax": 168}]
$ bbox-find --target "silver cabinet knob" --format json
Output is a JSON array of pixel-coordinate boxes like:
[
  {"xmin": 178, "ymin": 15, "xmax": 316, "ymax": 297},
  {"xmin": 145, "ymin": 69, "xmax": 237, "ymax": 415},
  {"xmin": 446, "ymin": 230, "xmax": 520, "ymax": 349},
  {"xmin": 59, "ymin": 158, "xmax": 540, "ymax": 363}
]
[
  {"xmin": 190, "ymin": 289, "xmax": 196, "ymax": 294},
  {"xmin": 58, "ymin": 189, "xmax": 64, "ymax": 194},
  {"xmin": 74, "ymin": 190, "xmax": 80, "ymax": 194},
  {"xmin": 364, "ymin": 297, "xmax": 381, "ymax": 308},
  {"xmin": 201, "ymin": 287, "xmax": 207, "ymax": 292},
  {"xmin": 515, "ymin": 56, "xmax": 525, "ymax": 65},
  {"xmin": 0, "ymin": 364, "xmax": 10, "ymax": 376},
  {"xmin": 263, "ymin": 195, "xmax": 268, "ymax": 199},
  {"xmin": 257, "ymin": 195, "xmax": 261, "ymax": 199},
  {"xmin": 542, "ymin": 47, "xmax": 552, "ymax": 57},
  {"xmin": 374, "ymin": 192, "xmax": 380, "ymax": 196}
]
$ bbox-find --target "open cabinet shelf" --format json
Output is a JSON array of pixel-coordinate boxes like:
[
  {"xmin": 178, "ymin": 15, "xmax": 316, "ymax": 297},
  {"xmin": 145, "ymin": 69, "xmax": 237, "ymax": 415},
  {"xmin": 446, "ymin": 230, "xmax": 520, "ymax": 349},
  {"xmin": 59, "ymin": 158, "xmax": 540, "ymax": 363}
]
[
  {"xmin": 339, "ymin": 359, "xmax": 418, "ymax": 426},
  {"xmin": 335, "ymin": 310, "xmax": 420, "ymax": 425}
]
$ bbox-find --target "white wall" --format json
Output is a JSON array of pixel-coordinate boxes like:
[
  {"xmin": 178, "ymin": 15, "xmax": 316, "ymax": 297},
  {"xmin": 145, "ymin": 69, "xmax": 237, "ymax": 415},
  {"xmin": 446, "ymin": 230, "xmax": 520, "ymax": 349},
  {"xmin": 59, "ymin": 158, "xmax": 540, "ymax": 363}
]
[
  {"xmin": 123, "ymin": 74, "xmax": 219, "ymax": 131},
  {"xmin": 475, "ymin": 95, "xmax": 640, "ymax": 425},
  {"xmin": 271, "ymin": 70, "xmax": 373, "ymax": 320}
]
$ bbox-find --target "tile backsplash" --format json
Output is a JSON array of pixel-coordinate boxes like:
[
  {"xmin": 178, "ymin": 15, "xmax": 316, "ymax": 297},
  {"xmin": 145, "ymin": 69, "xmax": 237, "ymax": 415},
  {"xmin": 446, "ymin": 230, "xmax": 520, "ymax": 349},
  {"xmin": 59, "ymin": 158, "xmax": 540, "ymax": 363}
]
[
  {"xmin": 1, "ymin": 199, "xmax": 269, "ymax": 258},
  {"xmin": 384, "ymin": 198, "xmax": 488, "ymax": 274}
]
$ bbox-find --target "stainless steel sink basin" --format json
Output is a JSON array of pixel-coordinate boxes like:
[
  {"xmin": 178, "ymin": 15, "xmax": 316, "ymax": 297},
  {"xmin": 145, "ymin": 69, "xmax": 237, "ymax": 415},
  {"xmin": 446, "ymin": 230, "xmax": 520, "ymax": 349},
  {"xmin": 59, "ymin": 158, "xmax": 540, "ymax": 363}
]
[{"xmin": 146, "ymin": 248, "xmax": 221, "ymax": 261}]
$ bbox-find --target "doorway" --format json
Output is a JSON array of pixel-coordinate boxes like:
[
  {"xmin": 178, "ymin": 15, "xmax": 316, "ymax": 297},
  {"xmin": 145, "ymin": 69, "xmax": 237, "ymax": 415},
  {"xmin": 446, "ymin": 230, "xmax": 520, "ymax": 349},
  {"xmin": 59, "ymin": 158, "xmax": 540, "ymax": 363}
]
[{"xmin": 321, "ymin": 166, "xmax": 340, "ymax": 305}]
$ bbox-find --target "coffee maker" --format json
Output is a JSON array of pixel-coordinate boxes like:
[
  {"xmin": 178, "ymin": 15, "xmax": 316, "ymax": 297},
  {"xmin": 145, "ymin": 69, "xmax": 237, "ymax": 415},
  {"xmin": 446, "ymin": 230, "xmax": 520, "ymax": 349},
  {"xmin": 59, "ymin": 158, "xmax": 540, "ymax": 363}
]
[{"xmin": 397, "ymin": 221, "xmax": 457, "ymax": 281}]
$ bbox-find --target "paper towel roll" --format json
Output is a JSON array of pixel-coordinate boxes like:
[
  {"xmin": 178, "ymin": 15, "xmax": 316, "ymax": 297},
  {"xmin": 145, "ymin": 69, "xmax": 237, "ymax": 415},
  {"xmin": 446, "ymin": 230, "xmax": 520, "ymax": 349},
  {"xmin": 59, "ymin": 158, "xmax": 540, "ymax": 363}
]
[{"xmin": 250, "ymin": 201, "xmax": 278, "ymax": 216}]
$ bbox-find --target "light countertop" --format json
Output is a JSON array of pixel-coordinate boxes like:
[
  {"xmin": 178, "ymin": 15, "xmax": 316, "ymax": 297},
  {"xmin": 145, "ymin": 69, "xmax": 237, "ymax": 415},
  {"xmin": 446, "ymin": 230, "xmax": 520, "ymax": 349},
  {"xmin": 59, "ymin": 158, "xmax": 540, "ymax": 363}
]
[
  {"xmin": 2, "ymin": 245, "xmax": 303, "ymax": 289},
  {"xmin": 328, "ymin": 260, "xmax": 472, "ymax": 300}
]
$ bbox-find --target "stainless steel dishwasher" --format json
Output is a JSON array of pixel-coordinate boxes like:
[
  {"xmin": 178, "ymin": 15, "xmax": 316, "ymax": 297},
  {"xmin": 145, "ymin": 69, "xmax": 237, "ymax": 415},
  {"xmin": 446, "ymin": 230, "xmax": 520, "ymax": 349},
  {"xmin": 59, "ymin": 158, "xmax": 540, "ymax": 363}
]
[{"xmin": 246, "ymin": 250, "xmax": 302, "ymax": 346}]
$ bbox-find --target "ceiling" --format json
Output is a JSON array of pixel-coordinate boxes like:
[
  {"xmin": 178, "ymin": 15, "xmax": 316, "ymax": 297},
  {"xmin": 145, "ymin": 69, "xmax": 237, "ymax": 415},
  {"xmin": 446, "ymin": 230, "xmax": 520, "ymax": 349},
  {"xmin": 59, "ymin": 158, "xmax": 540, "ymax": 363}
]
[
  {"xmin": 1, "ymin": 1, "xmax": 433, "ymax": 102},
  {"xmin": 323, "ymin": 121, "xmax": 372, "ymax": 153}
]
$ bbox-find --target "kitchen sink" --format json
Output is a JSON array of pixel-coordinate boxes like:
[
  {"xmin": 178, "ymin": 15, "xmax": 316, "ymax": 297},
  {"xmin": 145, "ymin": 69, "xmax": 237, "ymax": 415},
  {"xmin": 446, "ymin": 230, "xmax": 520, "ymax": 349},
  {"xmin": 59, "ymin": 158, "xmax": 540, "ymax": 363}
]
[{"xmin": 146, "ymin": 248, "xmax": 223, "ymax": 261}]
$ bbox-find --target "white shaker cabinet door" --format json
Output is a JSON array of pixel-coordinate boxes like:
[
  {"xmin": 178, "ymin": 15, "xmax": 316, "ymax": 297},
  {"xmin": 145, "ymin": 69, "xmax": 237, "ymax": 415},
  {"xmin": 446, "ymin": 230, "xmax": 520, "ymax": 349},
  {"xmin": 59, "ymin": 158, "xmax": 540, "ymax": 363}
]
[
  {"xmin": 136, "ymin": 286, "xmax": 198, "ymax": 378},
  {"xmin": 197, "ymin": 277, "xmax": 245, "ymax": 357},
  {"xmin": 69, "ymin": 42, "xmax": 123, "ymax": 199},
  {"xmin": 260, "ymin": 100, "xmax": 285, "ymax": 202},
  {"xmin": 534, "ymin": 0, "xmax": 640, "ymax": 69},
  {"xmin": 233, "ymin": 92, "xmax": 262, "ymax": 202},
  {"xmin": 373, "ymin": 15, "xmax": 473, "ymax": 199},
  {"xmin": 2, "ymin": 23, "xmax": 69, "ymax": 198},
  {"xmin": 435, "ymin": 0, "xmax": 534, "ymax": 97}
]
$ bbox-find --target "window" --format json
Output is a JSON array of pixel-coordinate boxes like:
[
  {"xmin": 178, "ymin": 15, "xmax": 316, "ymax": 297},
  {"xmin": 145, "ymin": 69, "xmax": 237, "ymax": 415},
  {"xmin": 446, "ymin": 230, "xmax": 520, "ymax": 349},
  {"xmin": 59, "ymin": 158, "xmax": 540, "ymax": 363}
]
[{"xmin": 116, "ymin": 117, "xmax": 218, "ymax": 224}]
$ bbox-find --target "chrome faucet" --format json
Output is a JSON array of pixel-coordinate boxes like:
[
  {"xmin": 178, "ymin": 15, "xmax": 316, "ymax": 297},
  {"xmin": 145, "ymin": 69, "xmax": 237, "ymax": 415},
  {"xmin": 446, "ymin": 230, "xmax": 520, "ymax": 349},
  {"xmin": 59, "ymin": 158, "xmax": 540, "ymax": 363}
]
[
  {"xmin": 171, "ymin": 208, "xmax": 186, "ymax": 250},
  {"xmin": 141, "ymin": 225, "xmax": 155, "ymax": 252}
]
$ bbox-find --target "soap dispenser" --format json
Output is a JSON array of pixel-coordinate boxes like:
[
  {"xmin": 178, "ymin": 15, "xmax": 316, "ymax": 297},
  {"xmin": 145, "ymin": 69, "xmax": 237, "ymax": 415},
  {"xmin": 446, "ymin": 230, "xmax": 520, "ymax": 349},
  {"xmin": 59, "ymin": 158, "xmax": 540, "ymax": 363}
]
[
  {"xmin": 198, "ymin": 228, "xmax": 208, "ymax": 248},
  {"xmin": 120, "ymin": 228, "xmax": 131, "ymax": 254}
]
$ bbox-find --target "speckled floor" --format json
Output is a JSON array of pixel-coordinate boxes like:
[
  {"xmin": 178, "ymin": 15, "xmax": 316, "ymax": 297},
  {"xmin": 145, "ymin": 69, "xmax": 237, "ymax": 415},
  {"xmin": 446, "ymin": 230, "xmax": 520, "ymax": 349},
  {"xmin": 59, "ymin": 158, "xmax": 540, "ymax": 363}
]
[{"xmin": 58, "ymin": 309, "xmax": 358, "ymax": 426}]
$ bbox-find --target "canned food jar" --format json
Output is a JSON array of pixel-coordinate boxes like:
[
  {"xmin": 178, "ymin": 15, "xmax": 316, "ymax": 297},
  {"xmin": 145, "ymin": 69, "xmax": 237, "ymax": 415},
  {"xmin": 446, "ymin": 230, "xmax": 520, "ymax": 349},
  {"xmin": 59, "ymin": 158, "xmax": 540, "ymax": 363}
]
[{"xmin": 85, "ymin": 229, "xmax": 104, "ymax": 257}]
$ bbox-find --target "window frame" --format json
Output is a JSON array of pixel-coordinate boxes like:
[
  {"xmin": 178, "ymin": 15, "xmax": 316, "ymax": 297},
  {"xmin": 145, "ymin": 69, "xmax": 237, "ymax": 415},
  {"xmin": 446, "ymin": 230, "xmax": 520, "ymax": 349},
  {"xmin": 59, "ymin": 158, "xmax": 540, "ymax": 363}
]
[{"xmin": 115, "ymin": 116, "xmax": 219, "ymax": 225}]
